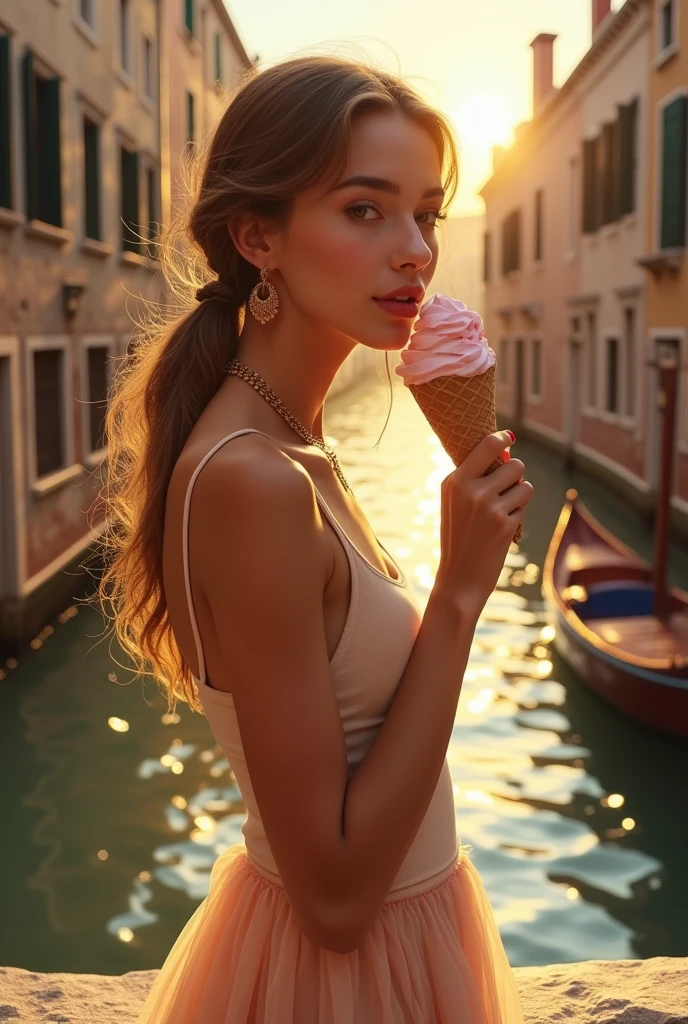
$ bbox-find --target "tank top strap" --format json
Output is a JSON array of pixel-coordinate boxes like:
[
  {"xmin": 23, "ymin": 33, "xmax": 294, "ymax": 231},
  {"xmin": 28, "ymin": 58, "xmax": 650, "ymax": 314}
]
[
  {"xmin": 182, "ymin": 428, "xmax": 276, "ymax": 685},
  {"xmin": 181, "ymin": 427, "xmax": 360, "ymax": 685}
]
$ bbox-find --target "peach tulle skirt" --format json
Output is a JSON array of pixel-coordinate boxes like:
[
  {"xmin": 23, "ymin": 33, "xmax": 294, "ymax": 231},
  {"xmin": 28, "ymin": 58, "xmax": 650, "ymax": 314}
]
[{"xmin": 134, "ymin": 842, "xmax": 524, "ymax": 1024}]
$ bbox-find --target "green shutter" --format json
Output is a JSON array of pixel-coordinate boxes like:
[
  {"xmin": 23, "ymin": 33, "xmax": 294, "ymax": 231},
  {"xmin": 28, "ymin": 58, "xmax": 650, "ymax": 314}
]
[
  {"xmin": 22, "ymin": 49, "xmax": 38, "ymax": 220},
  {"xmin": 582, "ymin": 138, "xmax": 595, "ymax": 233},
  {"xmin": 120, "ymin": 146, "xmax": 139, "ymax": 252},
  {"xmin": 84, "ymin": 118, "xmax": 100, "ymax": 239},
  {"xmin": 0, "ymin": 36, "xmax": 11, "ymax": 209},
  {"xmin": 619, "ymin": 99, "xmax": 638, "ymax": 216},
  {"xmin": 41, "ymin": 75, "xmax": 62, "ymax": 226},
  {"xmin": 660, "ymin": 96, "xmax": 687, "ymax": 249},
  {"xmin": 184, "ymin": 0, "xmax": 194, "ymax": 35},
  {"xmin": 187, "ymin": 91, "xmax": 194, "ymax": 143},
  {"xmin": 215, "ymin": 32, "xmax": 221, "ymax": 83}
]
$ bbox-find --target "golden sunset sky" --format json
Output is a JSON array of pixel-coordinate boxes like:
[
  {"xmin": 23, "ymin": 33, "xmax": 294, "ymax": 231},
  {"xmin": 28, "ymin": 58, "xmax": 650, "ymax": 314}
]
[{"xmin": 225, "ymin": 0, "xmax": 623, "ymax": 216}]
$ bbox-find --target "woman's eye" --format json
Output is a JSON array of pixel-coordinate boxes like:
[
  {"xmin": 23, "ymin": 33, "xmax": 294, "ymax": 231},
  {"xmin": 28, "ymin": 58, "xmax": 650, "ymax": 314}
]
[
  {"xmin": 346, "ymin": 203, "xmax": 447, "ymax": 226},
  {"xmin": 346, "ymin": 203, "xmax": 380, "ymax": 220},
  {"xmin": 420, "ymin": 209, "xmax": 446, "ymax": 226}
]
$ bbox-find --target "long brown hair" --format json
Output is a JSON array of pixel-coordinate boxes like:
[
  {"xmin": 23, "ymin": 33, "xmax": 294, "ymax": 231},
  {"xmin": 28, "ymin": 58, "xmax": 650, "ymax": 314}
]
[{"xmin": 93, "ymin": 54, "xmax": 459, "ymax": 715}]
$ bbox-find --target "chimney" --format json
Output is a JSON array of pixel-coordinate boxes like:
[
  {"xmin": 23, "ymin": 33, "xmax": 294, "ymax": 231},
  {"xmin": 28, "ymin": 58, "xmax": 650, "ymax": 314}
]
[
  {"xmin": 530, "ymin": 34, "xmax": 557, "ymax": 118},
  {"xmin": 592, "ymin": 0, "xmax": 612, "ymax": 36}
]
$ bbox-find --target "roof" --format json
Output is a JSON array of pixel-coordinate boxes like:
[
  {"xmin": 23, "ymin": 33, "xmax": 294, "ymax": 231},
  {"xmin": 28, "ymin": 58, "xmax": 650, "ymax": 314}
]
[
  {"xmin": 209, "ymin": 0, "xmax": 253, "ymax": 69},
  {"xmin": 480, "ymin": 0, "xmax": 648, "ymax": 197}
]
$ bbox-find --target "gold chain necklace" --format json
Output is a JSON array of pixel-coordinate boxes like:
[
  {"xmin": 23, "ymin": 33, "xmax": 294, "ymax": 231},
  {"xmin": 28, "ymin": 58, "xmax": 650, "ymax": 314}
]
[{"xmin": 223, "ymin": 359, "xmax": 352, "ymax": 494}]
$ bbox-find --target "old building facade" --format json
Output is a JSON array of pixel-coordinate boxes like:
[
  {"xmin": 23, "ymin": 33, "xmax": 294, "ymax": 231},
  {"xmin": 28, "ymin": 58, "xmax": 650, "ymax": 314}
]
[
  {"xmin": 482, "ymin": 0, "xmax": 688, "ymax": 538},
  {"xmin": 0, "ymin": 0, "xmax": 251, "ymax": 651}
]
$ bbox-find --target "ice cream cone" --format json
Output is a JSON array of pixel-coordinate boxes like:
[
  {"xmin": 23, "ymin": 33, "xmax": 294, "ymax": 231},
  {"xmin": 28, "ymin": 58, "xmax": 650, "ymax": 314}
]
[{"xmin": 408, "ymin": 365, "xmax": 524, "ymax": 545}]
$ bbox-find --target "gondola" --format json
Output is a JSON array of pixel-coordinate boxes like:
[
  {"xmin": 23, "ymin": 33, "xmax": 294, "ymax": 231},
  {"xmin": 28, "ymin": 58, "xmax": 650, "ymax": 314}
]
[{"xmin": 542, "ymin": 490, "xmax": 688, "ymax": 738}]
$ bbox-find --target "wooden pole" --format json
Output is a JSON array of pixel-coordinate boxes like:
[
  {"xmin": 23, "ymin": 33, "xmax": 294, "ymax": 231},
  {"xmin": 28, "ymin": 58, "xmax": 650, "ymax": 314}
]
[{"xmin": 652, "ymin": 343, "xmax": 679, "ymax": 618}]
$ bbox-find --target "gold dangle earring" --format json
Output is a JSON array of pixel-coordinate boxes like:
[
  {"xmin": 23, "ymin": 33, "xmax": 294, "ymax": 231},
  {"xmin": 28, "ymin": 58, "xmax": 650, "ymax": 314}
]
[{"xmin": 248, "ymin": 266, "xmax": 279, "ymax": 324}]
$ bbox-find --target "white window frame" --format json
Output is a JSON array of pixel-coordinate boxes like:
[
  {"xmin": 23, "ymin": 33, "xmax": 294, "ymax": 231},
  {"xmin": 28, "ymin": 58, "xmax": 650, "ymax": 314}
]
[
  {"xmin": 79, "ymin": 334, "xmax": 116, "ymax": 467},
  {"xmin": 25, "ymin": 335, "xmax": 81, "ymax": 495},
  {"xmin": 654, "ymin": 0, "xmax": 679, "ymax": 68},
  {"xmin": 76, "ymin": 93, "xmax": 107, "ymax": 247},
  {"xmin": 599, "ymin": 332, "xmax": 622, "ymax": 422},
  {"xmin": 620, "ymin": 303, "xmax": 639, "ymax": 428},
  {"xmin": 654, "ymin": 86, "xmax": 688, "ymax": 252},
  {"xmin": 140, "ymin": 34, "xmax": 157, "ymax": 109},
  {"xmin": 115, "ymin": 0, "xmax": 135, "ymax": 86},
  {"xmin": 74, "ymin": 0, "xmax": 99, "ymax": 46},
  {"xmin": 532, "ymin": 186, "xmax": 544, "ymax": 268},
  {"xmin": 0, "ymin": 335, "xmax": 27, "ymax": 598},
  {"xmin": 565, "ymin": 154, "xmax": 579, "ymax": 260},
  {"xmin": 583, "ymin": 307, "xmax": 599, "ymax": 416},
  {"xmin": 528, "ymin": 334, "xmax": 544, "ymax": 405}
]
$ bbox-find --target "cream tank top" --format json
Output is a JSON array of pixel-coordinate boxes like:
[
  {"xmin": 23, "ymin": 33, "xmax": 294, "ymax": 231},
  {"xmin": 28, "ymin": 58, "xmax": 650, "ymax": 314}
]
[{"xmin": 182, "ymin": 428, "xmax": 459, "ymax": 898}]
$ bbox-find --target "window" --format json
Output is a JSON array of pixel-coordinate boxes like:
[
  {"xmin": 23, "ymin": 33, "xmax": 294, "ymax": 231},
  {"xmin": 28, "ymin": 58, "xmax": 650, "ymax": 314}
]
[
  {"xmin": 33, "ymin": 349, "xmax": 65, "ymax": 477},
  {"xmin": 187, "ymin": 90, "xmax": 194, "ymax": 143},
  {"xmin": 22, "ymin": 51, "xmax": 62, "ymax": 226},
  {"xmin": 83, "ymin": 115, "xmax": 100, "ymax": 240},
  {"xmin": 660, "ymin": 95, "xmax": 687, "ymax": 249},
  {"xmin": 601, "ymin": 120, "xmax": 619, "ymax": 225},
  {"xmin": 0, "ymin": 35, "xmax": 11, "ymax": 210},
  {"xmin": 567, "ymin": 156, "xmax": 578, "ymax": 252},
  {"xmin": 214, "ymin": 32, "xmax": 222, "ymax": 85},
  {"xmin": 501, "ymin": 209, "xmax": 521, "ymax": 274},
  {"xmin": 483, "ymin": 231, "xmax": 491, "ymax": 283},
  {"xmin": 531, "ymin": 338, "xmax": 542, "ymax": 398},
  {"xmin": 146, "ymin": 164, "xmax": 158, "ymax": 258},
  {"xmin": 184, "ymin": 0, "xmax": 194, "ymax": 36},
  {"xmin": 143, "ymin": 37, "xmax": 154, "ymax": 99},
  {"xmin": 624, "ymin": 308, "xmax": 636, "ymax": 417},
  {"xmin": 534, "ymin": 188, "xmax": 543, "ymax": 261},
  {"xmin": 661, "ymin": 1, "xmax": 674, "ymax": 51},
  {"xmin": 586, "ymin": 311, "xmax": 597, "ymax": 406},
  {"xmin": 582, "ymin": 99, "xmax": 638, "ymax": 233},
  {"xmin": 498, "ymin": 339, "xmax": 509, "ymax": 384},
  {"xmin": 86, "ymin": 346, "xmax": 109, "ymax": 452},
  {"xmin": 79, "ymin": 0, "xmax": 95, "ymax": 29},
  {"xmin": 605, "ymin": 337, "xmax": 619, "ymax": 414},
  {"xmin": 120, "ymin": 144, "xmax": 139, "ymax": 252},
  {"xmin": 119, "ymin": 0, "xmax": 131, "ymax": 73},
  {"xmin": 618, "ymin": 99, "xmax": 638, "ymax": 217}
]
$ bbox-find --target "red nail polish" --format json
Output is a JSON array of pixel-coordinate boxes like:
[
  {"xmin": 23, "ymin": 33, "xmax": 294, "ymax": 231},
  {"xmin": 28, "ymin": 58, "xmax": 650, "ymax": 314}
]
[
  {"xmin": 503, "ymin": 449, "xmax": 511, "ymax": 462},
  {"xmin": 507, "ymin": 430, "xmax": 516, "ymax": 442}
]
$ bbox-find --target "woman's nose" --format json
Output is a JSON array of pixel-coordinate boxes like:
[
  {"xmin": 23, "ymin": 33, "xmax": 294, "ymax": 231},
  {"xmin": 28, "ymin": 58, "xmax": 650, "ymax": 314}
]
[{"xmin": 393, "ymin": 221, "xmax": 433, "ymax": 270}]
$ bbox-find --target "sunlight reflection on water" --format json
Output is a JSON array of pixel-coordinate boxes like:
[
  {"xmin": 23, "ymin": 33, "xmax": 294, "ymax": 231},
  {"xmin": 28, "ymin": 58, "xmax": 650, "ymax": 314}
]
[
  {"xmin": 114, "ymin": 374, "xmax": 661, "ymax": 967},
  {"xmin": 6, "ymin": 371, "xmax": 672, "ymax": 972}
]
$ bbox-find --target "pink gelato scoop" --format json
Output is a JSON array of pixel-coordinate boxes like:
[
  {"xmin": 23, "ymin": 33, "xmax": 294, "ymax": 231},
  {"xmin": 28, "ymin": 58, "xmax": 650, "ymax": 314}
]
[{"xmin": 395, "ymin": 294, "xmax": 496, "ymax": 386}]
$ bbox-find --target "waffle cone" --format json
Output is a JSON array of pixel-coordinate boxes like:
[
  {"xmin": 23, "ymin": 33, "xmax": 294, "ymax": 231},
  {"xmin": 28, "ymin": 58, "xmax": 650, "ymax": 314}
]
[{"xmin": 408, "ymin": 364, "xmax": 523, "ymax": 544}]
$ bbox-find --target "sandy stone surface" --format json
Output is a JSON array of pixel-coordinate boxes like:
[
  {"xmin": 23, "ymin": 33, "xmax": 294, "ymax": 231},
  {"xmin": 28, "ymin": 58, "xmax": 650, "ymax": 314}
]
[{"xmin": 0, "ymin": 956, "xmax": 685, "ymax": 1022}]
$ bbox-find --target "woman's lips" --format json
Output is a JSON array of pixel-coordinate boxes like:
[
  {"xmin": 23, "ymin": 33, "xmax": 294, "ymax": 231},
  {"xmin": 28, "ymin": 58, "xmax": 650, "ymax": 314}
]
[{"xmin": 373, "ymin": 298, "xmax": 420, "ymax": 319}]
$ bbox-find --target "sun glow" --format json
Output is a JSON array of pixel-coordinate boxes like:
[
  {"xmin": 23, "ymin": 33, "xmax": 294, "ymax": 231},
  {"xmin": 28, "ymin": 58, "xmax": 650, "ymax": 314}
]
[{"xmin": 456, "ymin": 93, "xmax": 515, "ymax": 150}]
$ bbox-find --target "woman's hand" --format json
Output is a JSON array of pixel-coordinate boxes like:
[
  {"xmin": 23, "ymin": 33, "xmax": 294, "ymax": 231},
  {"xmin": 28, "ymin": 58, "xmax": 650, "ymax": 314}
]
[{"xmin": 432, "ymin": 430, "xmax": 534, "ymax": 616}]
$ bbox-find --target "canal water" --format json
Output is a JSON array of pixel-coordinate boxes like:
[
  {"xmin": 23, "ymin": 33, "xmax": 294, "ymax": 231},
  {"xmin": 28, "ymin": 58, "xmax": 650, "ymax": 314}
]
[{"xmin": 1, "ymin": 369, "xmax": 686, "ymax": 976}]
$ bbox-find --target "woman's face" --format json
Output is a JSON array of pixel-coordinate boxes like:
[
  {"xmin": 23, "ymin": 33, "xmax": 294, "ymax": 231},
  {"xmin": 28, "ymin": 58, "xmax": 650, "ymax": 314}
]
[{"xmin": 273, "ymin": 110, "xmax": 446, "ymax": 352}]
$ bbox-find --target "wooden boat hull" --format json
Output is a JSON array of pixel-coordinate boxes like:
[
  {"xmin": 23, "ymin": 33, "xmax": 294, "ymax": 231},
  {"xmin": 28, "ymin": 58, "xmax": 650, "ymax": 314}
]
[{"xmin": 542, "ymin": 491, "xmax": 688, "ymax": 739}]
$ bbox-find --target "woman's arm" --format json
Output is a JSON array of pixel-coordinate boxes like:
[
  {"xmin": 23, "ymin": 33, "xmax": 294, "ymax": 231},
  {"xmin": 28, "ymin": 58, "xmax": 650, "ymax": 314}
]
[{"xmin": 194, "ymin": 438, "xmax": 478, "ymax": 954}]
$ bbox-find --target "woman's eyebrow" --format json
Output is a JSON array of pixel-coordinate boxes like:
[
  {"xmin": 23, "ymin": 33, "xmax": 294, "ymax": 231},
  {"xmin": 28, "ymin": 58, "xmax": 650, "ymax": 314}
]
[{"xmin": 330, "ymin": 175, "xmax": 445, "ymax": 199}]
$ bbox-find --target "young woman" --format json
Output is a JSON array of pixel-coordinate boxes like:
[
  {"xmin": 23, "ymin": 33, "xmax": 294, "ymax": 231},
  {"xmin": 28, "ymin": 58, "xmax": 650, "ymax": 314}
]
[{"xmin": 102, "ymin": 54, "xmax": 532, "ymax": 1024}]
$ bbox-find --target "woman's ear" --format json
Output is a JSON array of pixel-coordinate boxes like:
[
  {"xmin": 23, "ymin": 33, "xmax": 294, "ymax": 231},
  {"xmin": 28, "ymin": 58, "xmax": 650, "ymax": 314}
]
[{"xmin": 227, "ymin": 213, "xmax": 276, "ymax": 271}]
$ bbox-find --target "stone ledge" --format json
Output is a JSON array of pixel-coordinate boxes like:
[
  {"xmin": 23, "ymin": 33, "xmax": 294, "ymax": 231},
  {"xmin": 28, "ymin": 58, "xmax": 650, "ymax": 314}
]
[{"xmin": 0, "ymin": 956, "xmax": 685, "ymax": 1022}]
